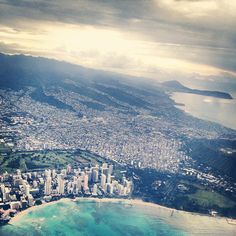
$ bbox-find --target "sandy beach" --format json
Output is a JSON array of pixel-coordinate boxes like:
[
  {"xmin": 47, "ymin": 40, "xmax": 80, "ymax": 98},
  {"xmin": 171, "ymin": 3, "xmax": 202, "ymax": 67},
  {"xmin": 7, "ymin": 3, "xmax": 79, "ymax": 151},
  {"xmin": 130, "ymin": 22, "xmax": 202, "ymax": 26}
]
[
  {"xmin": 9, "ymin": 198, "xmax": 71, "ymax": 224},
  {"xmin": 75, "ymin": 198, "xmax": 236, "ymax": 233}
]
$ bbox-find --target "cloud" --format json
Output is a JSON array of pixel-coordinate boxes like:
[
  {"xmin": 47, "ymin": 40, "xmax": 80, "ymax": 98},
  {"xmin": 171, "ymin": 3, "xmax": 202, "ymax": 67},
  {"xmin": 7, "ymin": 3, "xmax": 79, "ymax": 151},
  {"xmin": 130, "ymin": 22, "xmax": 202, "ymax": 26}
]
[{"xmin": 0, "ymin": 0, "xmax": 235, "ymax": 78}]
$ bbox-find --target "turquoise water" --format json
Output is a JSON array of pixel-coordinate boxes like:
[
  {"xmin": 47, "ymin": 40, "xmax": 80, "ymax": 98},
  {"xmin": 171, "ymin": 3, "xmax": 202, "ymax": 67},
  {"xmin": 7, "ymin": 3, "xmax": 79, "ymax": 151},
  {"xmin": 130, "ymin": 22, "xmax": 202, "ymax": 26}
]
[{"xmin": 0, "ymin": 200, "xmax": 187, "ymax": 236}]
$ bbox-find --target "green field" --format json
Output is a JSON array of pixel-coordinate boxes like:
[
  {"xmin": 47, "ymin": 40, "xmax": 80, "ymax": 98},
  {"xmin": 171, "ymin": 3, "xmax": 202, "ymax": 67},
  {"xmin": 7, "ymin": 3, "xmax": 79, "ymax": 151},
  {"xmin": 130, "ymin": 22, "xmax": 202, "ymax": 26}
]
[
  {"xmin": 0, "ymin": 148, "xmax": 109, "ymax": 173},
  {"xmin": 187, "ymin": 189, "xmax": 235, "ymax": 209}
]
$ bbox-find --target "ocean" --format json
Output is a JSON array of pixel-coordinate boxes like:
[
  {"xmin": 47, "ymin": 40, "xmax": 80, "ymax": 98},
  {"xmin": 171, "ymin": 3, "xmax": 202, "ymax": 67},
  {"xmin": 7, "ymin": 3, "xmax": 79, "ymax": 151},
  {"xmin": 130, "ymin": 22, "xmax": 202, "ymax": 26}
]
[
  {"xmin": 1, "ymin": 199, "xmax": 236, "ymax": 236},
  {"xmin": 171, "ymin": 92, "xmax": 236, "ymax": 130},
  {"xmin": 0, "ymin": 199, "xmax": 187, "ymax": 236}
]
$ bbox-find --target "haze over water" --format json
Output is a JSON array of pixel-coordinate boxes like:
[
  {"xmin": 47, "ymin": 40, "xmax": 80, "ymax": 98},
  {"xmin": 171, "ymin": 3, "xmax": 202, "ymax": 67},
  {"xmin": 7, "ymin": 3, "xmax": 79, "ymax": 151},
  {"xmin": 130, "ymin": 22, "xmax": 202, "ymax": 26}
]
[{"xmin": 172, "ymin": 92, "xmax": 236, "ymax": 130}]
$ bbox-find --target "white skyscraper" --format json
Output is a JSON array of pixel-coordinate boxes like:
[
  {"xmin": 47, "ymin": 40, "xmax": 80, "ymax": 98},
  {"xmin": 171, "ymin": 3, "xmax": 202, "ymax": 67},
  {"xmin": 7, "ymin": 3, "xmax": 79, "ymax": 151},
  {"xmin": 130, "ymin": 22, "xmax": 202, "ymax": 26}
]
[
  {"xmin": 44, "ymin": 177, "xmax": 52, "ymax": 195},
  {"xmin": 100, "ymin": 174, "xmax": 106, "ymax": 190},
  {"xmin": 52, "ymin": 169, "xmax": 56, "ymax": 178},
  {"xmin": 108, "ymin": 164, "xmax": 113, "ymax": 175},
  {"xmin": 102, "ymin": 167, "xmax": 109, "ymax": 176},
  {"xmin": 57, "ymin": 175, "xmax": 65, "ymax": 194},
  {"xmin": 76, "ymin": 177, "xmax": 82, "ymax": 192},
  {"xmin": 45, "ymin": 169, "xmax": 51, "ymax": 178},
  {"xmin": 25, "ymin": 183, "xmax": 30, "ymax": 196},
  {"xmin": 83, "ymin": 174, "xmax": 89, "ymax": 191},
  {"xmin": 107, "ymin": 174, "xmax": 111, "ymax": 184},
  {"xmin": 89, "ymin": 171, "xmax": 93, "ymax": 182}
]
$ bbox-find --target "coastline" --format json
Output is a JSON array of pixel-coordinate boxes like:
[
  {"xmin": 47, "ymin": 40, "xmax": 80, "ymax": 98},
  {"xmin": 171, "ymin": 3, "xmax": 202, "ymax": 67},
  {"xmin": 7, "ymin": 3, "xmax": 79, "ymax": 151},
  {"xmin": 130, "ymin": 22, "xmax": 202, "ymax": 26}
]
[
  {"xmin": 9, "ymin": 198, "xmax": 71, "ymax": 224},
  {"xmin": 7, "ymin": 197, "xmax": 236, "ymax": 235},
  {"xmin": 9, "ymin": 197, "xmax": 234, "ymax": 224}
]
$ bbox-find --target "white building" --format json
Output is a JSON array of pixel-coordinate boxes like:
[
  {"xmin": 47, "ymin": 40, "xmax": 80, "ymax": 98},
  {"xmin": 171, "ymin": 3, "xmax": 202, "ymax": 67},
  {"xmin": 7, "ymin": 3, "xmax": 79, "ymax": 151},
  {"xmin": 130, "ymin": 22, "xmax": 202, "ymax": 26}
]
[
  {"xmin": 92, "ymin": 169, "xmax": 98, "ymax": 183},
  {"xmin": 107, "ymin": 174, "xmax": 111, "ymax": 184},
  {"xmin": 100, "ymin": 174, "xmax": 106, "ymax": 190},
  {"xmin": 108, "ymin": 164, "xmax": 113, "ymax": 175},
  {"xmin": 92, "ymin": 184, "xmax": 98, "ymax": 196},
  {"xmin": 0, "ymin": 184, "xmax": 6, "ymax": 201},
  {"xmin": 83, "ymin": 174, "xmax": 89, "ymax": 191},
  {"xmin": 57, "ymin": 175, "xmax": 65, "ymax": 194},
  {"xmin": 76, "ymin": 177, "xmax": 82, "ymax": 192},
  {"xmin": 44, "ymin": 177, "xmax": 52, "ymax": 195}
]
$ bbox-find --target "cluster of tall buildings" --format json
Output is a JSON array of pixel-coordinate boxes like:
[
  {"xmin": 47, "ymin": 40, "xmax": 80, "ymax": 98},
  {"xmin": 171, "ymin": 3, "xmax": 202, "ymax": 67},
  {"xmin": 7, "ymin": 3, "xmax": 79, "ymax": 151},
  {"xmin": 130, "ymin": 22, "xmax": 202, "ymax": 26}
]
[
  {"xmin": 43, "ymin": 163, "xmax": 132, "ymax": 197},
  {"xmin": 0, "ymin": 163, "xmax": 133, "ymax": 219}
]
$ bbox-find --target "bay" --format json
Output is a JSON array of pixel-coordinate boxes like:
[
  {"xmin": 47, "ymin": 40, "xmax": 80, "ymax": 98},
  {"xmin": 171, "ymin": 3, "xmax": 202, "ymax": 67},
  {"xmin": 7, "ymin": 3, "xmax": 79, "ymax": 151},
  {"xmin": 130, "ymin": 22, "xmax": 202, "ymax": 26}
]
[
  {"xmin": 0, "ymin": 199, "xmax": 235, "ymax": 236},
  {"xmin": 171, "ymin": 92, "xmax": 236, "ymax": 130}
]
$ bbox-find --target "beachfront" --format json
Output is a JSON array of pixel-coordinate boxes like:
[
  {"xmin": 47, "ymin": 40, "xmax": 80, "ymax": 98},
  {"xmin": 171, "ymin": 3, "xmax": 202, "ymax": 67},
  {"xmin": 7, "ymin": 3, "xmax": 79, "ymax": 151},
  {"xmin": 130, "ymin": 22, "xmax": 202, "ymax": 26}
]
[{"xmin": 8, "ymin": 197, "xmax": 236, "ymax": 236}]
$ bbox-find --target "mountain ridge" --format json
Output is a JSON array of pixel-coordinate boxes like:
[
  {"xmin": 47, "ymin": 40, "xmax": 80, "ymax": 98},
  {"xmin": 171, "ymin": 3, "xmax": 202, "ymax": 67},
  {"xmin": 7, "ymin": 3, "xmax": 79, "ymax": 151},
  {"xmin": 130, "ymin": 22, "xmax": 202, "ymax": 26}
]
[{"xmin": 162, "ymin": 80, "xmax": 233, "ymax": 99}]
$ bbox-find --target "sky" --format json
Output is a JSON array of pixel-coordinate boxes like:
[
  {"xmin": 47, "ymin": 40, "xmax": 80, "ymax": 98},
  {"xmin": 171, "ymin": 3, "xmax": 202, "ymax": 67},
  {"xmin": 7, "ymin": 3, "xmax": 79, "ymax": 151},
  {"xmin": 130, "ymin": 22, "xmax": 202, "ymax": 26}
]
[{"xmin": 0, "ymin": 0, "xmax": 236, "ymax": 83}]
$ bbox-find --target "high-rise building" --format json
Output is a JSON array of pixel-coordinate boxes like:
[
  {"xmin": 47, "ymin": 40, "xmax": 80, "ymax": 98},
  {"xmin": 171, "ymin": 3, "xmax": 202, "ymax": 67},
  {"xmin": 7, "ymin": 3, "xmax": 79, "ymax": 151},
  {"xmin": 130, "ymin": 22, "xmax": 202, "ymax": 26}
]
[
  {"xmin": 24, "ymin": 183, "xmax": 30, "ymax": 196},
  {"xmin": 92, "ymin": 184, "xmax": 97, "ymax": 196},
  {"xmin": 45, "ymin": 169, "xmax": 51, "ymax": 178},
  {"xmin": 57, "ymin": 175, "xmax": 65, "ymax": 194},
  {"xmin": 108, "ymin": 164, "xmax": 113, "ymax": 175},
  {"xmin": 83, "ymin": 174, "xmax": 89, "ymax": 191},
  {"xmin": 44, "ymin": 177, "xmax": 52, "ymax": 195},
  {"xmin": 52, "ymin": 169, "xmax": 56, "ymax": 178},
  {"xmin": 67, "ymin": 181, "xmax": 73, "ymax": 194},
  {"xmin": 122, "ymin": 176, "xmax": 126, "ymax": 185},
  {"xmin": 117, "ymin": 184, "xmax": 124, "ymax": 196},
  {"xmin": 124, "ymin": 180, "xmax": 132, "ymax": 194},
  {"xmin": 100, "ymin": 174, "xmax": 106, "ymax": 190},
  {"xmin": 87, "ymin": 170, "xmax": 92, "ymax": 182},
  {"xmin": 102, "ymin": 163, "xmax": 108, "ymax": 169},
  {"xmin": 107, "ymin": 183, "xmax": 113, "ymax": 194},
  {"xmin": 16, "ymin": 169, "xmax": 21, "ymax": 176},
  {"xmin": 123, "ymin": 187, "xmax": 127, "ymax": 196},
  {"xmin": 0, "ymin": 184, "xmax": 6, "ymax": 201},
  {"xmin": 76, "ymin": 177, "xmax": 82, "ymax": 192},
  {"xmin": 92, "ymin": 169, "xmax": 99, "ymax": 183},
  {"xmin": 102, "ymin": 168, "xmax": 109, "ymax": 177},
  {"xmin": 107, "ymin": 174, "xmax": 111, "ymax": 184}
]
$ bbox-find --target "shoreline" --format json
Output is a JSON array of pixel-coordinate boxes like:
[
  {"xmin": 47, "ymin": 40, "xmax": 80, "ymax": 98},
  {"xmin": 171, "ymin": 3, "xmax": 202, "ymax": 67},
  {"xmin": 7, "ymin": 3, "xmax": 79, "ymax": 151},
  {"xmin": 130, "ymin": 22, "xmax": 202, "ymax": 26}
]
[
  {"xmin": 9, "ymin": 198, "xmax": 70, "ymax": 224},
  {"xmin": 8, "ymin": 197, "xmax": 235, "ymax": 225}
]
